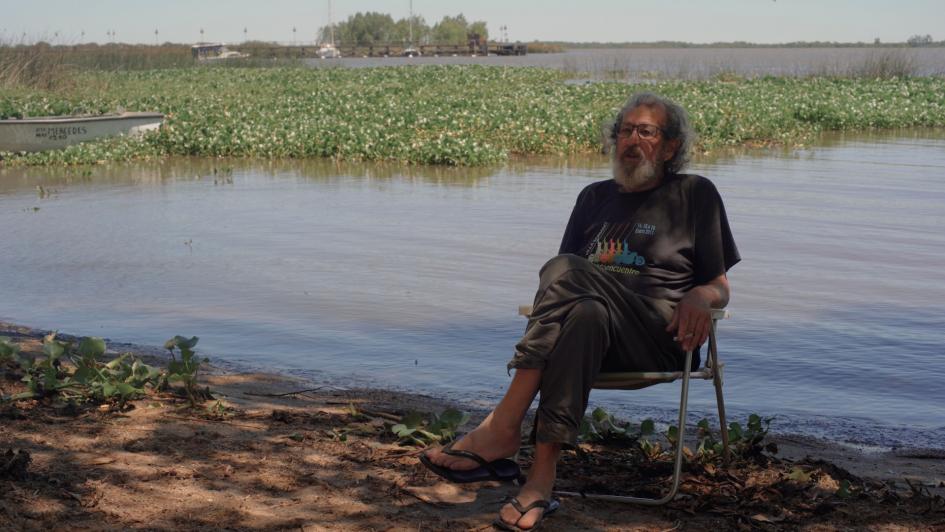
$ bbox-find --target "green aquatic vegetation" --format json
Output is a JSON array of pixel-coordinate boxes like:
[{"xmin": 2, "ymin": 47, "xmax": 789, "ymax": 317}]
[
  {"xmin": 3, "ymin": 332, "xmax": 163, "ymax": 406},
  {"xmin": 2, "ymin": 66, "xmax": 944, "ymax": 166},
  {"xmin": 390, "ymin": 408, "xmax": 470, "ymax": 446},
  {"xmin": 162, "ymin": 335, "xmax": 210, "ymax": 407},
  {"xmin": 0, "ymin": 333, "xmax": 209, "ymax": 408},
  {"xmin": 657, "ymin": 413, "xmax": 775, "ymax": 462},
  {"xmin": 580, "ymin": 408, "xmax": 775, "ymax": 464},
  {"xmin": 579, "ymin": 406, "xmax": 637, "ymax": 442},
  {"xmin": 0, "ymin": 337, "xmax": 18, "ymax": 362}
]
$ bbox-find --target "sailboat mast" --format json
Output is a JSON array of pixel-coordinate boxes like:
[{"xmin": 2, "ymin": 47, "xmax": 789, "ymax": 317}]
[
  {"xmin": 329, "ymin": 0, "xmax": 335, "ymax": 46},
  {"xmin": 408, "ymin": 0, "xmax": 413, "ymax": 45}
]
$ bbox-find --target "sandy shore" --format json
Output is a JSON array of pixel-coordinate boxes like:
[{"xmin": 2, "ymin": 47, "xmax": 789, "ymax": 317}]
[{"xmin": 2, "ymin": 321, "xmax": 944, "ymax": 531}]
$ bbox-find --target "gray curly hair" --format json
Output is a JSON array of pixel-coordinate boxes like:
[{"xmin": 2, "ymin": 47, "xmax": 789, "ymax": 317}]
[{"xmin": 606, "ymin": 92, "xmax": 696, "ymax": 175}]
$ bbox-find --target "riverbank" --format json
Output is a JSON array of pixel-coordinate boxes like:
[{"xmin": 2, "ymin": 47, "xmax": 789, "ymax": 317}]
[
  {"xmin": 3, "ymin": 66, "xmax": 945, "ymax": 166},
  {"xmin": 2, "ymin": 321, "xmax": 943, "ymax": 530}
]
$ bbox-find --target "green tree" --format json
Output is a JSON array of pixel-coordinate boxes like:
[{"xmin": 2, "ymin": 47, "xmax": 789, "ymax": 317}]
[
  {"xmin": 322, "ymin": 12, "xmax": 396, "ymax": 45},
  {"xmin": 468, "ymin": 21, "xmax": 489, "ymax": 42},
  {"xmin": 392, "ymin": 15, "xmax": 430, "ymax": 45},
  {"xmin": 432, "ymin": 14, "xmax": 469, "ymax": 45},
  {"xmin": 319, "ymin": 11, "xmax": 486, "ymax": 46}
]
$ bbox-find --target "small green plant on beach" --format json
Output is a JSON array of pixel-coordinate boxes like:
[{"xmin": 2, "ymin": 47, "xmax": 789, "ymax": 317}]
[
  {"xmin": 637, "ymin": 419, "xmax": 666, "ymax": 460},
  {"xmin": 71, "ymin": 336, "xmax": 163, "ymax": 405},
  {"xmin": 587, "ymin": 412, "xmax": 777, "ymax": 463},
  {"xmin": 0, "ymin": 333, "xmax": 211, "ymax": 408},
  {"xmin": 3, "ymin": 332, "xmax": 163, "ymax": 406},
  {"xmin": 579, "ymin": 406, "xmax": 636, "ymax": 442},
  {"xmin": 390, "ymin": 408, "xmax": 470, "ymax": 446},
  {"xmin": 161, "ymin": 335, "xmax": 210, "ymax": 407},
  {"xmin": 0, "ymin": 337, "xmax": 19, "ymax": 363},
  {"xmin": 699, "ymin": 413, "xmax": 775, "ymax": 458},
  {"xmin": 654, "ymin": 413, "xmax": 775, "ymax": 462}
]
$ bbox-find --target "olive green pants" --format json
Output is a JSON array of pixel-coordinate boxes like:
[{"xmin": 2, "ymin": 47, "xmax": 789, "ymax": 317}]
[{"xmin": 507, "ymin": 254, "xmax": 691, "ymax": 446}]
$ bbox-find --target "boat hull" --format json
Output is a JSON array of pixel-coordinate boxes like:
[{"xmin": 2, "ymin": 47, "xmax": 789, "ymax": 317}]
[{"xmin": 0, "ymin": 112, "xmax": 164, "ymax": 153}]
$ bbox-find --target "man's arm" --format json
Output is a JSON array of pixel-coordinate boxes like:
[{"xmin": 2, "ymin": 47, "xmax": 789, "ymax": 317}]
[{"xmin": 665, "ymin": 273, "xmax": 730, "ymax": 353}]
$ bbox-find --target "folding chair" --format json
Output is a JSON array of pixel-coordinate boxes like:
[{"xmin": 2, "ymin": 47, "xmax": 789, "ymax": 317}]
[{"xmin": 517, "ymin": 304, "xmax": 731, "ymax": 505}]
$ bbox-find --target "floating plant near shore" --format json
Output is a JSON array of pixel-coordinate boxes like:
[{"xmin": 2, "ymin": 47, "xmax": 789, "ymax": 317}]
[{"xmin": 2, "ymin": 66, "xmax": 944, "ymax": 166}]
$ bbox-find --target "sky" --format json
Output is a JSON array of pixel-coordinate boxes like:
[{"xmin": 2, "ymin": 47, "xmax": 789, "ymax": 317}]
[{"xmin": 2, "ymin": 0, "xmax": 943, "ymax": 46}]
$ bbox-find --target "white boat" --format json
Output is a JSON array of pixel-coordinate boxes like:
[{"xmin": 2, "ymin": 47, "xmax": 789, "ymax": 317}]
[
  {"xmin": 191, "ymin": 42, "xmax": 250, "ymax": 62},
  {"xmin": 0, "ymin": 112, "xmax": 164, "ymax": 153},
  {"xmin": 202, "ymin": 49, "xmax": 250, "ymax": 61},
  {"xmin": 316, "ymin": 43, "xmax": 342, "ymax": 59},
  {"xmin": 403, "ymin": 1, "xmax": 420, "ymax": 57},
  {"xmin": 317, "ymin": 0, "xmax": 342, "ymax": 58}
]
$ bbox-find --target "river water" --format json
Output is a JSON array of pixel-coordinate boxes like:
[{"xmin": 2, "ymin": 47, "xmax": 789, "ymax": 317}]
[
  {"xmin": 304, "ymin": 47, "xmax": 945, "ymax": 78},
  {"xmin": 2, "ymin": 129, "xmax": 944, "ymax": 449}
]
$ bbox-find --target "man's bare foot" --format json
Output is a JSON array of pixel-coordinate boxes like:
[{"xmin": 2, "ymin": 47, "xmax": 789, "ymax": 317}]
[
  {"xmin": 424, "ymin": 415, "xmax": 520, "ymax": 471},
  {"xmin": 496, "ymin": 476, "xmax": 556, "ymax": 530}
]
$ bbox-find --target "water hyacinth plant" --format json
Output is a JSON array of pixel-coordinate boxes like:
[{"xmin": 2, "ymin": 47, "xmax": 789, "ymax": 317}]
[
  {"xmin": 1, "ymin": 66, "xmax": 944, "ymax": 166},
  {"xmin": 3, "ymin": 332, "xmax": 163, "ymax": 406},
  {"xmin": 391, "ymin": 408, "xmax": 470, "ymax": 446},
  {"xmin": 0, "ymin": 333, "xmax": 209, "ymax": 408}
]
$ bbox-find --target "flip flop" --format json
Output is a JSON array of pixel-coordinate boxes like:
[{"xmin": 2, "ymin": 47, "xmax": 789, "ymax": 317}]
[
  {"xmin": 492, "ymin": 497, "xmax": 560, "ymax": 531},
  {"xmin": 419, "ymin": 440, "xmax": 523, "ymax": 484}
]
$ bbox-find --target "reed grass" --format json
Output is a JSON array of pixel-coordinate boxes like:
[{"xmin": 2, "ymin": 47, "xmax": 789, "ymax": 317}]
[{"xmin": 0, "ymin": 43, "xmax": 296, "ymax": 91}]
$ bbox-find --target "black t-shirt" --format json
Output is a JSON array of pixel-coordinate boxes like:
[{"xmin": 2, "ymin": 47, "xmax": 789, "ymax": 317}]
[{"xmin": 559, "ymin": 174, "xmax": 740, "ymax": 319}]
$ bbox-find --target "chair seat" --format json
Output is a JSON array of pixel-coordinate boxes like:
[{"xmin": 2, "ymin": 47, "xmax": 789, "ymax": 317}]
[
  {"xmin": 594, "ymin": 367, "xmax": 718, "ymax": 389},
  {"xmin": 518, "ymin": 301, "xmax": 732, "ymax": 504}
]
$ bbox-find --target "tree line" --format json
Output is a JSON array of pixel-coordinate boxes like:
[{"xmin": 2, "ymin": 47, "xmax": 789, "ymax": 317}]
[{"xmin": 317, "ymin": 12, "xmax": 488, "ymax": 46}]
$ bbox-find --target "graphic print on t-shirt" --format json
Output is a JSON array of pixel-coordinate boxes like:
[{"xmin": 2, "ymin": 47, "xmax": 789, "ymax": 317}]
[{"xmin": 581, "ymin": 221, "xmax": 654, "ymax": 276}]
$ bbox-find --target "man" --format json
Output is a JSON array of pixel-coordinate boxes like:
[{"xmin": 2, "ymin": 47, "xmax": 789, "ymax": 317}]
[{"xmin": 422, "ymin": 92, "xmax": 740, "ymax": 531}]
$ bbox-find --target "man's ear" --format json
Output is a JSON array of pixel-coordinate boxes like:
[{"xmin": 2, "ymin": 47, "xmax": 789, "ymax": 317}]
[{"xmin": 663, "ymin": 139, "xmax": 681, "ymax": 161}]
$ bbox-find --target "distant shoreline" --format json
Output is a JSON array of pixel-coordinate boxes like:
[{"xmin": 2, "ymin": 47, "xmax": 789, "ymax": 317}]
[
  {"xmin": 4, "ymin": 40, "xmax": 944, "ymax": 49},
  {"xmin": 547, "ymin": 40, "xmax": 945, "ymax": 49}
]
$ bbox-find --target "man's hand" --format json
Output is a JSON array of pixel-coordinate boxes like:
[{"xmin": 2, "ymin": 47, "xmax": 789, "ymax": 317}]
[{"xmin": 665, "ymin": 274, "xmax": 730, "ymax": 352}]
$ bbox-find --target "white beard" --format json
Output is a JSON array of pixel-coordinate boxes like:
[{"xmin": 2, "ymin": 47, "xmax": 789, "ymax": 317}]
[{"xmin": 612, "ymin": 155, "xmax": 662, "ymax": 192}]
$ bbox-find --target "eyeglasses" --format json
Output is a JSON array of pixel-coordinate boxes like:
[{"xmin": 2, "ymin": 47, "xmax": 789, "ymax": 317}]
[{"xmin": 617, "ymin": 123, "xmax": 663, "ymax": 140}]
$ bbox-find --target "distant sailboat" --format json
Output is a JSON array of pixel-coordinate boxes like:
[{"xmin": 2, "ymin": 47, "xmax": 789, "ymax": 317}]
[
  {"xmin": 317, "ymin": 0, "xmax": 342, "ymax": 59},
  {"xmin": 403, "ymin": 0, "xmax": 421, "ymax": 57}
]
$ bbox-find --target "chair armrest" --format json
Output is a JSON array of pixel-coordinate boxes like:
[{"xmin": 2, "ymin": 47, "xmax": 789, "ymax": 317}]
[{"xmin": 519, "ymin": 304, "xmax": 730, "ymax": 320}]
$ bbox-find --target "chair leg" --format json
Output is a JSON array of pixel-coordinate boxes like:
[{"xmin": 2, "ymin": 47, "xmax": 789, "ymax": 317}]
[
  {"xmin": 553, "ymin": 350, "xmax": 694, "ymax": 505},
  {"xmin": 709, "ymin": 321, "xmax": 731, "ymax": 465}
]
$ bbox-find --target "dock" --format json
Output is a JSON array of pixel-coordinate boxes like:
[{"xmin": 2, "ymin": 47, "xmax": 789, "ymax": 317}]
[{"xmin": 237, "ymin": 42, "xmax": 528, "ymax": 59}]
